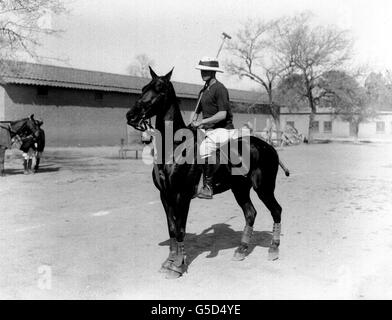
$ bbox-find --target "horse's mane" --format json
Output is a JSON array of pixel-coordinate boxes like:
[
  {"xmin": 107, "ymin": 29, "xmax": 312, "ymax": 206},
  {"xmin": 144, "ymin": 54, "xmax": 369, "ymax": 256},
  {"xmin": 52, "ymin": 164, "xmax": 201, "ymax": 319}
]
[
  {"xmin": 167, "ymin": 81, "xmax": 181, "ymax": 106},
  {"xmin": 10, "ymin": 118, "xmax": 29, "ymax": 125}
]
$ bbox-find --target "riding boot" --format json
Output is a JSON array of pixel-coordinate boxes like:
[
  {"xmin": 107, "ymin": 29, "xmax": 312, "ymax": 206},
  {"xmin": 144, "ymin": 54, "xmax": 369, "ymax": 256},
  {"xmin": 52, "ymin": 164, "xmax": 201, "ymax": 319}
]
[
  {"xmin": 23, "ymin": 159, "xmax": 28, "ymax": 174},
  {"xmin": 197, "ymin": 164, "xmax": 218, "ymax": 199},
  {"xmin": 27, "ymin": 159, "xmax": 33, "ymax": 174}
]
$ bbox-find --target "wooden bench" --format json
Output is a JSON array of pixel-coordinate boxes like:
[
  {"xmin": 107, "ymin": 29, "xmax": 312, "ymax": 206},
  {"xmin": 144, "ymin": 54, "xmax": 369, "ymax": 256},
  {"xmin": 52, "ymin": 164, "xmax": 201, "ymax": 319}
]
[
  {"xmin": 119, "ymin": 147, "xmax": 143, "ymax": 159},
  {"xmin": 118, "ymin": 139, "xmax": 143, "ymax": 159}
]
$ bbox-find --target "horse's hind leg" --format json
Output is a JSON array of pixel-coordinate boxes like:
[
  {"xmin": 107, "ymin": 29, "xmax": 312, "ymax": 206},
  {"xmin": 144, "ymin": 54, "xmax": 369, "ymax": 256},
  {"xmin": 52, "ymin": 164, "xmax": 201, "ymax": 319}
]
[
  {"xmin": 34, "ymin": 152, "xmax": 41, "ymax": 172},
  {"xmin": 0, "ymin": 148, "xmax": 5, "ymax": 176},
  {"xmin": 231, "ymin": 181, "xmax": 256, "ymax": 261},
  {"xmin": 252, "ymin": 168, "xmax": 282, "ymax": 261},
  {"xmin": 255, "ymin": 188, "xmax": 282, "ymax": 261}
]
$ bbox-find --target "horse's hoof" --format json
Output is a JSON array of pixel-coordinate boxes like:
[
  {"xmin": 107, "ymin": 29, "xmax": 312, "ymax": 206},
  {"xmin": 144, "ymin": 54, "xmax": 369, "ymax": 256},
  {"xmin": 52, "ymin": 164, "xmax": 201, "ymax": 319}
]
[
  {"xmin": 232, "ymin": 252, "xmax": 246, "ymax": 261},
  {"xmin": 163, "ymin": 262, "xmax": 186, "ymax": 279},
  {"xmin": 165, "ymin": 270, "xmax": 183, "ymax": 279},
  {"xmin": 268, "ymin": 247, "xmax": 279, "ymax": 261},
  {"xmin": 232, "ymin": 247, "xmax": 248, "ymax": 261},
  {"xmin": 159, "ymin": 265, "xmax": 170, "ymax": 273}
]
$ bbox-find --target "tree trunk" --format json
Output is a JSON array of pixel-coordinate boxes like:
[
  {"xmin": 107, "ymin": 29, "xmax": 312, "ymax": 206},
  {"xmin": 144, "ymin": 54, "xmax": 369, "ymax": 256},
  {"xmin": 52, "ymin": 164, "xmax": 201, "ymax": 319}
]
[
  {"xmin": 306, "ymin": 87, "xmax": 317, "ymax": 143},
  {"xmin": 353, "ymin": 121, "xmax": 360, "ymax": 143},
  {"xmin": 268, "ymin": 92, "xmax": 281, "ymax": 146}
]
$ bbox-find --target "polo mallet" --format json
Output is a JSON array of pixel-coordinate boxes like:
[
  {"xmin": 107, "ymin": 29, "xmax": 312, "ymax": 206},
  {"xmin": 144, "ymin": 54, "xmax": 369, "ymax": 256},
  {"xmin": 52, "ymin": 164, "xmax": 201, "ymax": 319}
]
[
  {"xmin": 216, "ymin": 32, "xmax": 232, "ymax": 58},
  {"xmin": 192, "ymin": 32, "xmax": 232, "ymax": 117}
]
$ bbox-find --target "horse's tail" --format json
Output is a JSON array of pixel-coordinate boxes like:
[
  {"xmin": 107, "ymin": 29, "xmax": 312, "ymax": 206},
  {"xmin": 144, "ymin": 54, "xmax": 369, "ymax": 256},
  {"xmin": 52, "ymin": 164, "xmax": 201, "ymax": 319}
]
[{"xmin": 279, "ymin": 159, "xmax": 290, "ymax": 177}]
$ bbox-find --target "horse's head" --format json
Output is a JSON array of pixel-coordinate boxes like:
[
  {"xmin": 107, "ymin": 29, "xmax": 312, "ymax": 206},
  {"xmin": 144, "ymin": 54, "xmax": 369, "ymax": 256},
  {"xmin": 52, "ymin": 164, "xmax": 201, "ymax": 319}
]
[
  {"xmin": 126, "ymin": 66, "xmax": 173, "ymax": 131},
  {"xmin": 11, "ymin": 114, "xmax": 41, "ymax": 137}
]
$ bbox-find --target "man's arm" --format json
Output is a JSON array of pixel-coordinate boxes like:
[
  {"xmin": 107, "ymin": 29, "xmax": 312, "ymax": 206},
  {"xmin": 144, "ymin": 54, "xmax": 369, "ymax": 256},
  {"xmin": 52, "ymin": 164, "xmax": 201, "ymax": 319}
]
[{"xmin": 200, "ymin": 111, "xmax": 227, "ymax": 126}]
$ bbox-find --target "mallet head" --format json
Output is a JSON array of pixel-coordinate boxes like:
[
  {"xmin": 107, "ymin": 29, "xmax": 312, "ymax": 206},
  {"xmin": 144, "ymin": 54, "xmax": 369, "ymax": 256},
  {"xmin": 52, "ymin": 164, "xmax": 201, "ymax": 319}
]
[{"xmin": 222, "ymin": 32, "xmax": 232, "ymax": 39}]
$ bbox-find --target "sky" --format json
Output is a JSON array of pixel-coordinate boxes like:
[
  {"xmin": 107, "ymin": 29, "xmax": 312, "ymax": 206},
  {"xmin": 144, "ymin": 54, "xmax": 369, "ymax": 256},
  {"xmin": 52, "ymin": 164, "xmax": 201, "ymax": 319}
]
[{"xmin": 34, "ymin": 0, "xmax": 392, "ymax": 90}]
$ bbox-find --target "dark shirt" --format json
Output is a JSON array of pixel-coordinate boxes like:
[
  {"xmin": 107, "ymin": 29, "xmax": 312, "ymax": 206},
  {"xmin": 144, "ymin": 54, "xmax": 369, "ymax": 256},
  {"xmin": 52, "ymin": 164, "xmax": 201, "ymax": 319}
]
[{"xmin": 196, "ymin": 80, "xmax": 234, "ymax": 130}]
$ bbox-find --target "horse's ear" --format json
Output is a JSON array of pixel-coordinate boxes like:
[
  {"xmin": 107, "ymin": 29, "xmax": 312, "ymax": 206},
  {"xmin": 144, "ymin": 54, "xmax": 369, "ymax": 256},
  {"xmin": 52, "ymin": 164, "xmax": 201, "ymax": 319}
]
[
  {"xmin": 149, "ymin": 66, "xmax": 158, "ymax": 79},
  {"xmin": 30, "ymin": 114, "xmax": 35, "ymax": 120},
  {"xmin": 164, "ymin": 68, "xmax": 174, "ymax": 81}
]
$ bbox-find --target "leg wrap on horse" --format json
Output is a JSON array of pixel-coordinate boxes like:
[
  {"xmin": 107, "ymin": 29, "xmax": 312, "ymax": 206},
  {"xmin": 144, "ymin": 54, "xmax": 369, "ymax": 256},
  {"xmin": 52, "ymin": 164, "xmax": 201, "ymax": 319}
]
[
  {"xmin": 174, "ymin": 241, "xmax": 186, "ymax": 265},
  {"xmin": 233, "ymin": 226, "xmax": 253, "ymax": 261},
  {"xmin": 160, "ymin": 238, "xmax": 177, "ymax": 271},
  {"xmin": 241, "ymin": 225, "xmax": 254, "ymax": 244},
  {"xmin": 272, "ymin": 223, "xmax": 281, "ymax": 246},
  {"xmin": 269, "ymin": 223, "xmax": 281, "ymax": 261},
  {"xmin": 165, "ymin": 241, "xmax": 187, "ymax": 277}
]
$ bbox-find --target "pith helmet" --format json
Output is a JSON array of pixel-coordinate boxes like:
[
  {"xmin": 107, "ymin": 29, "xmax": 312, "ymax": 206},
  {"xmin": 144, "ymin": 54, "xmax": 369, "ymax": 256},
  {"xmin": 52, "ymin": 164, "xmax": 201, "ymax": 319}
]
[{"xmin": 195, "ymin": 56, "xmax": 224, "ymax": 73}]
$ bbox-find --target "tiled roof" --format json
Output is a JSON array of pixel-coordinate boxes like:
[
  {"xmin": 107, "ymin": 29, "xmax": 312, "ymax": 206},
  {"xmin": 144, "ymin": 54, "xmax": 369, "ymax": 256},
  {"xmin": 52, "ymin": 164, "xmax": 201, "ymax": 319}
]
[{"xmin": 0, "ymin": 60, "xmax": 263, "ymax": 104}]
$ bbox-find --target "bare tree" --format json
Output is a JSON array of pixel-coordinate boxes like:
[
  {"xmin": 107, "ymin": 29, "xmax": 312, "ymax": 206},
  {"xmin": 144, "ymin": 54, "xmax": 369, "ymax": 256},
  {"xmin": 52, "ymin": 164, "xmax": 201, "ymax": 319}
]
[
  {"xmin": 225, "ymin": 19, "xmax": 288, "ymax": 140},
  {"xmin": 0, "ymin": 0, "xmax": 66, "ymax": 61},
  {"xmin": 274, "ymin": 12, "xmax": 353, "ymax": 142},
  {"xmin": 365, "ymin": 71, "xmax": 392, "ymax": 109},
  {"xmin": 318, "ymin": 70, "xmax": 376, "ymax": 142},
  {"xmin": 127, "ymin": 54, "xmax": 155, "ymax": 78}
]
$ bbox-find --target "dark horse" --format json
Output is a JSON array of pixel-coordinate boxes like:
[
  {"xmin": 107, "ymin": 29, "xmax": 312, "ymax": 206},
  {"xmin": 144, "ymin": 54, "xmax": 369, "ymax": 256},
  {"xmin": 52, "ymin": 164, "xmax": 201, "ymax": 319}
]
[
  {"xmin": 126, "ymin": 68, "xmax": 283, "ymax": 279},
  {"xmin": 0, "ymin": 115, "xmax": 42, "ymax": 176}
]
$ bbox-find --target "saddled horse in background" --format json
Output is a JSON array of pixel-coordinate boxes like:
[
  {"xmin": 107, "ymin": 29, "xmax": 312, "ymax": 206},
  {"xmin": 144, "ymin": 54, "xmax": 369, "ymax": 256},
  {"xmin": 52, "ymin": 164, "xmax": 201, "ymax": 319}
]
[
  {"xmin": 126, "ymin": 67, "xmax": 283, "ymax": 279},
  {"xmin": 0, "ymin": 115, "xmax": 42, "ymax": 176},
  {"xmin": 19, "ymin": 120, "xmax": 45, "ymax": 174}
]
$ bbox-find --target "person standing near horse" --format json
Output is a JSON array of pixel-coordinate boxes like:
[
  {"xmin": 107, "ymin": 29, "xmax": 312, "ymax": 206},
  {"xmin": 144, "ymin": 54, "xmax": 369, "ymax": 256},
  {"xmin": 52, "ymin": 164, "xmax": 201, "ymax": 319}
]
[{"xmin": 190, "ymin": 57, "xmax": 236, "ymax": 199}]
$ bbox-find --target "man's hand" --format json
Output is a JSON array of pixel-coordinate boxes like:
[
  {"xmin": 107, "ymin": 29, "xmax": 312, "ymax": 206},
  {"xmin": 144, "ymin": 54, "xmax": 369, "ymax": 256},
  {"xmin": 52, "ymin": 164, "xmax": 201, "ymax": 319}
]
[{"xmin": 191, "ymin": 120, "xmax": 203, "ymax": 128}]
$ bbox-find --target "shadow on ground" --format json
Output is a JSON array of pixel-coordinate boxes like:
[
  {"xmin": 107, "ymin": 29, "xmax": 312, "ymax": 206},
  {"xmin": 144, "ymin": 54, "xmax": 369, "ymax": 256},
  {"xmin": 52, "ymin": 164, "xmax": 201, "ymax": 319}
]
[
  {"xmin": 159, "ymin": 223, "xmax": 272, "ymax": 266},
  {"xmin": 2, "ymin": 166, "xmax": 60, "ymax": 176}
]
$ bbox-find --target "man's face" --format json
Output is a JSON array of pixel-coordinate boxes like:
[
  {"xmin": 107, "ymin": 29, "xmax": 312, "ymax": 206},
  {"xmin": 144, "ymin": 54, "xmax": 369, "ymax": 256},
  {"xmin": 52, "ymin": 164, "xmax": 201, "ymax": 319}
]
[{"xmin": 201, "ymin": 70, "xmax": 215, "ymax": 82}]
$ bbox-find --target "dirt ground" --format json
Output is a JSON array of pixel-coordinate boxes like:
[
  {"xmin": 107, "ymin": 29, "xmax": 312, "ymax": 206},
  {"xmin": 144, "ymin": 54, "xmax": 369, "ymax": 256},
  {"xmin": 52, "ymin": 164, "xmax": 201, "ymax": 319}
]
[{"xmin": 0, "ymin": 142, "xmax": 392, "ymax": 300}]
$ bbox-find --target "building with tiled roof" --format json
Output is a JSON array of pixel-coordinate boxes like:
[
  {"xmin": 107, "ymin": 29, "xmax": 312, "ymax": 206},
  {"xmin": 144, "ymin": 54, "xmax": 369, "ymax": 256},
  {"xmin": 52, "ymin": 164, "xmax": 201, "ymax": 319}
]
[
  {"xmin": 0, "ymin": 60, "xmax": 262, "ymax": 103},
  {"xmin": 0, "ymin": 60, "xmax": 269, "ymax": 146}
]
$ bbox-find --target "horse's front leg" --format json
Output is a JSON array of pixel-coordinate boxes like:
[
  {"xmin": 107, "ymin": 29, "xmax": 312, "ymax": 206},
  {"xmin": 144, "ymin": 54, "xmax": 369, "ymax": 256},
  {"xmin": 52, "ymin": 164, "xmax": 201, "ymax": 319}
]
[
  {"xmin": 164, "ymin": 193, "xmax": 192, "ymax": 280},
  {"xmin": 159, "ymin": 192, "xmax": 177, "ymax": 273}
]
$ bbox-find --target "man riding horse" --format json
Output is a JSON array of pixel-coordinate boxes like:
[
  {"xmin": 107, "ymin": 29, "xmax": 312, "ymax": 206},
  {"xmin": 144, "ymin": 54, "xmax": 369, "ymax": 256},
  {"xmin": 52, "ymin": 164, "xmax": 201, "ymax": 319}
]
[
  {"xmin": 190, "ymin": 57, "xmax": 237, "ymax": 199},
  {"xmin": 126, "ymin": 64, "xmax": 283, "ymax": 279}
]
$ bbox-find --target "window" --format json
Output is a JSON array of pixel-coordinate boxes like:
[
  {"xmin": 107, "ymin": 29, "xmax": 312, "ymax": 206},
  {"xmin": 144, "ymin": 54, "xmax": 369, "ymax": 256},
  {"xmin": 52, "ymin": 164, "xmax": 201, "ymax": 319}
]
[
  {"xmin": 94, "ymin": 91, "xmax": 103, "ymax": 101},
  {"xmin": 37, "ymin": 86, "xmax": 48, "ymax": 96},
  {"xmin": 312, "ymin": 121, "xmax": 319, "ymax": 132},
  {"xmin": 376, "ymin": 121, "xmax": 385, "ymax": 133},
  {"xmin": 324, "ymin": 121, "xmax": 332, "ymax": 133},
  {"xmin": 286, "ymin": 121, "xmax": 295, "ymax": 128}
]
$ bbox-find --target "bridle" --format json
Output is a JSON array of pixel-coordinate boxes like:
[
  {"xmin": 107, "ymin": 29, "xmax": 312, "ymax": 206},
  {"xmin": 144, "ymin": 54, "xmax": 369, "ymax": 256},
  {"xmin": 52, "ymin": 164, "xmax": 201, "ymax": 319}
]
[
  {"xmin": 133, "ymin": 91, "xmax": 166, "ymax": 132},
  {"xmin": 134, "ymin": 116, "xmax": 153, "ymax": 132}
]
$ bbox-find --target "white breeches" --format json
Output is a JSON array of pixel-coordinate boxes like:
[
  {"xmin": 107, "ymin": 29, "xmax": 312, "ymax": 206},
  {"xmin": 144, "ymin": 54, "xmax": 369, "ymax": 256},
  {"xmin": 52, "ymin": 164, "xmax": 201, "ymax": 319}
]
[{"xmin": 199, "ymin": 128, "xmax": 243, "ymax": 159}]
